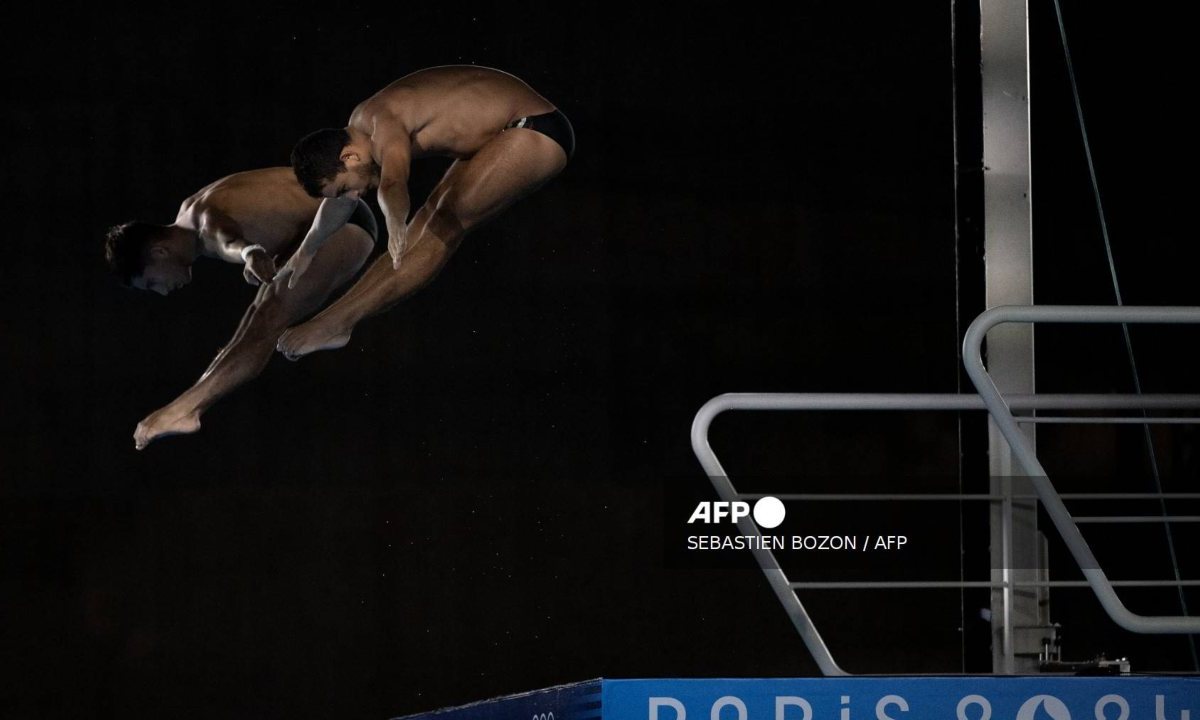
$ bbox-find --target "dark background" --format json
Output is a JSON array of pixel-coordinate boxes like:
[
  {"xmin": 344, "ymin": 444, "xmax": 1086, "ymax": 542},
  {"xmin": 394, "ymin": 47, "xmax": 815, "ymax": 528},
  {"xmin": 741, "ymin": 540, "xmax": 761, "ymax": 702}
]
[{"xmin": 3, "ymin": 1, "xmax": 1197, "ymax": 718}]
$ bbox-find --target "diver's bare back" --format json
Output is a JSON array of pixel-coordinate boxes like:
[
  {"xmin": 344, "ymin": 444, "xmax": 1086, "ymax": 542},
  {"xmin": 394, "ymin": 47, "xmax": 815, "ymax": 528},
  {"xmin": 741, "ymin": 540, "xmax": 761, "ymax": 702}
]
[
  {"xmin": 176, "ymin": 168, "xmax": 323, "ymax": 255},
  {"xmin": 351, "ymin": 66, "xmax": 557, "ymax": 159}
]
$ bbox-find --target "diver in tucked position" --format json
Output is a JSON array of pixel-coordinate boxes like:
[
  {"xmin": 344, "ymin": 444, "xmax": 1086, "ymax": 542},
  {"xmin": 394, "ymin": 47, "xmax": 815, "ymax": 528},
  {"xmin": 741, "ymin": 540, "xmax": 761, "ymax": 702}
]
[
  {"xmin": 276, "ymin": 64, "xmax": 574, "ymax": 359},
  {"xmin": 104, "ymin": 167, "xmax": 377, "ymax": 449}
]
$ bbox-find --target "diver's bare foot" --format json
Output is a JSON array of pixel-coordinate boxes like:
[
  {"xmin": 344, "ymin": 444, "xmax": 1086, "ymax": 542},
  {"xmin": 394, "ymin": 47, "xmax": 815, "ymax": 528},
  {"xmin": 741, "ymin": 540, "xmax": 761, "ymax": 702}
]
[
  {"xmin": 276, "ymin": 318, "xmax": 352, "ymax": 361},
  {"xmin": 134, "ymin": 405, "xmax": 201, "ymax": 450}
]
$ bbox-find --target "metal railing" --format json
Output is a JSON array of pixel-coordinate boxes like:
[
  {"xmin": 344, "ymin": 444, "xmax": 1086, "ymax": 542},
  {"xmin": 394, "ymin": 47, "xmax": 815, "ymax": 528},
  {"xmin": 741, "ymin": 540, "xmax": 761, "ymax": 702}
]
[
  {"xmin": 690, "ymin": 305, "xmax": 1200, "ymax": 675},
  {"xmin": 964, "ymin": 306, "xmax": 1200, "ymax": 641}
]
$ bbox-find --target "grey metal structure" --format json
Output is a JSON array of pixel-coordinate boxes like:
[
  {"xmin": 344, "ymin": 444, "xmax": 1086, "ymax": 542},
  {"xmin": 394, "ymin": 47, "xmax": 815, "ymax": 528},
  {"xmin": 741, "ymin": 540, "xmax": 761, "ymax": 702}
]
[
  {"xmin": 981, "ymin": 0, "xmax": 1040, "ymax": 674},
  {"xmin": 690, "ymin": 305, "xmax": 1200, "ymax": 675}
]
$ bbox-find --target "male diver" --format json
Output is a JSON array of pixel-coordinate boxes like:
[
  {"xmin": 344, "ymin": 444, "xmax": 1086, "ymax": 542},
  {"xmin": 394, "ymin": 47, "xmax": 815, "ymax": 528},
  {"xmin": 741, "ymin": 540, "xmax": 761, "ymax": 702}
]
[
  {"xmin": 104, "ymin": 167, "xmax": 377, "ymax": 449},
  {"xmin": 276, "ymin": 64, "xmax": 574, "ymax": 358}
]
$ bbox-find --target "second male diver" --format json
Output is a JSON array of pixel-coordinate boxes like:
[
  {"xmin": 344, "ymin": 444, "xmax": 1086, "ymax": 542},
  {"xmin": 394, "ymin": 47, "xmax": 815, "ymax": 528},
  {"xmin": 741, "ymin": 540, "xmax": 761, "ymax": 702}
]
[{"xmin": 105, "ymin": 167, "xmax": 377, "ymax": 449}]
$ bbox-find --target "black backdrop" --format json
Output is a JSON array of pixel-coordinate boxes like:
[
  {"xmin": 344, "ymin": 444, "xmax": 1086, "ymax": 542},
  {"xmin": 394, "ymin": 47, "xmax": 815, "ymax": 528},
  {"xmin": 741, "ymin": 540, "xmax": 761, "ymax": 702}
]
[{"xmin": 3, "ymin": 2, "xmax": 1198, "ymax": 718}]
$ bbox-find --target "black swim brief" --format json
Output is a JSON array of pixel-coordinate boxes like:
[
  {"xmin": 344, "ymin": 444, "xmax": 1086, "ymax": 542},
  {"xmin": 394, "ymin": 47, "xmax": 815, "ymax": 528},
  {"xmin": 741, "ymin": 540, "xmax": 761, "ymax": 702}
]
[
  {"xmin": 346, "ymin": 198, "xmax": 379, "ymax": 241},
  {"xmin": 505, "ymin": 109, "xmax": 575, "ymax": 160}
]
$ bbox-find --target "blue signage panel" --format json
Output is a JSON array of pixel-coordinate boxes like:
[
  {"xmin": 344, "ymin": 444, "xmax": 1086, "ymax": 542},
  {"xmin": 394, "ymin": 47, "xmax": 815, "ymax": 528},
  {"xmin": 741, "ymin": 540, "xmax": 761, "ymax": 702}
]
[
  {"xmin": 603, "ymin": 678, "xmax": 1199, "ymax": 720},
  {"xmin": 396, "ymin": 677, "xmax": 1199, "ymax": 720},
  {"xmin": 394, "ymin": 679, "xmax": 602, "ymax": 720}
]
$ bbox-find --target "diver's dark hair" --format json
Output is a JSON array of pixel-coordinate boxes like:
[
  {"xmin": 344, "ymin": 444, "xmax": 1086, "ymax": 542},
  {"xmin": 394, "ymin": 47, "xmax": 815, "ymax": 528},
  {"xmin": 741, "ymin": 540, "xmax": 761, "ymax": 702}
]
[
  {"xmin": 104, "ymin": 221, "xmax": 162, "ymax": 286},
  {"xmin": 291, "ymin": 128, "xmax": 352, "ymax": 197}
]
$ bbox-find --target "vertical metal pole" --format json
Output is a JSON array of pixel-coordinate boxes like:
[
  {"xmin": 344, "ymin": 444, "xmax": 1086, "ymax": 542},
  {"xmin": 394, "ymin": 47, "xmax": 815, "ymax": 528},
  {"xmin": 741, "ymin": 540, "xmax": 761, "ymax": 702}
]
[
  {"xmin": 980, "ymin": 0, "xmax": 1042, "ymax": 674},
  {"xmin": 1001, "ymin": 480, "xmax": 1014, "ymax": 669}
]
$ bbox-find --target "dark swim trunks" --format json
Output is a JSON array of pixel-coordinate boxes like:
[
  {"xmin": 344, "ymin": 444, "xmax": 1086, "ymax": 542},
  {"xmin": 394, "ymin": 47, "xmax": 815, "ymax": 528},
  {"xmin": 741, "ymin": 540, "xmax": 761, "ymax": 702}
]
[
  {"xmin": 505, "ymin": 109, "xmax": 575, "ymax": 160},
  {"xmin": 346, "ymin": 198, "xmax": 379, "ymax": 241}
]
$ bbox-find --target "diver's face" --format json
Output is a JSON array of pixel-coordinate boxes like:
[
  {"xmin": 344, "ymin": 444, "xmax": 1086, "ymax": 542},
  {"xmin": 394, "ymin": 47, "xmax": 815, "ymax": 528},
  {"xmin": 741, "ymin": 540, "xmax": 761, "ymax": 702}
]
[
  {"xmin": 132, "ymin": 249, "xmax": 192, "ymax": 295},
  {"xmin": 321, "ymin": 153, "xmax": 374, "ymax": 200}
]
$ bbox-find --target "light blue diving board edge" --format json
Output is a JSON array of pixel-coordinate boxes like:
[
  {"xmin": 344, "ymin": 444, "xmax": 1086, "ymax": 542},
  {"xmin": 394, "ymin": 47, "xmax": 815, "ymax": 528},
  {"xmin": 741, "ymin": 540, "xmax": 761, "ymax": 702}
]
[{"xmin": 394, "ymin": 676, "xmax": 1199, "ymax": 719}]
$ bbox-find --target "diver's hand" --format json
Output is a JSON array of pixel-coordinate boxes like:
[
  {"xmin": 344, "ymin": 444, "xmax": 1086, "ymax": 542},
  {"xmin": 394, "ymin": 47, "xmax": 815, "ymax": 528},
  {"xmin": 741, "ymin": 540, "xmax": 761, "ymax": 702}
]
[
  {"xmin": 277, "ymin": 248, "xmax": 315, "ymax": 289},
  {"xmin": 243, "ymin": 248, "xmax": 278, "ymax": 286},
  {"xmin": 388, "ymin": 228, "xmax": 408, "ymax": 269}
]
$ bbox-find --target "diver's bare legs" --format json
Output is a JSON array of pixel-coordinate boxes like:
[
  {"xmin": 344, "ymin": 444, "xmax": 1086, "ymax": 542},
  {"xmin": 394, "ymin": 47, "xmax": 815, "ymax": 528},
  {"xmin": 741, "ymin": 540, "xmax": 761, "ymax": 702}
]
[
  {"xmin": 133, "ymin": 227, "xmax": 373, "ymax": 449},
  {"xmin": 275, "ymin": 217, "xmax": 452, "ymax": 359},
  {"xmin": 199, "ymin": 300, "xmax": 257, "ymax": 381},
  {"xmin": 276, "ymin": 128, "xmax": 568, "ymax": 359}
]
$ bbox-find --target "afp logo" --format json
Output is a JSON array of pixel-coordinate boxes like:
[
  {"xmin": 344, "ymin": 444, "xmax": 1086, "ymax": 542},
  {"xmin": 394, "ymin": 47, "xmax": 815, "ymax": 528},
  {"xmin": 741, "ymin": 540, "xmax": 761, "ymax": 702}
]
[{"xmin": 687, "ymin": 497, "xmax": 786, "ymax": 529}]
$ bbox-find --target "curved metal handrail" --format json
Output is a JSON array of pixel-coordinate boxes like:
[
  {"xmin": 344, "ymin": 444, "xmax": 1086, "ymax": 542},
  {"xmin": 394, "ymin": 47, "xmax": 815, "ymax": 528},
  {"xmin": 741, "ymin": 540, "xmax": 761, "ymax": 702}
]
[
  {"xmin": 962, "ymin": 305, "xmax": 1200, "ymax": 634},
  {"xmin": 692, "ymin": 388, "xmax": 1200, "ymax": 674}
]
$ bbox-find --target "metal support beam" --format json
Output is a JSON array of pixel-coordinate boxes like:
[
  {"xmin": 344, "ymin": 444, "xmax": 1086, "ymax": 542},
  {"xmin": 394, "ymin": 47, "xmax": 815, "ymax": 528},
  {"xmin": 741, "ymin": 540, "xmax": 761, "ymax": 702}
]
[{"xmin": 981, "ymin": 0, "xmax": 1040, "ymax": 674}]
